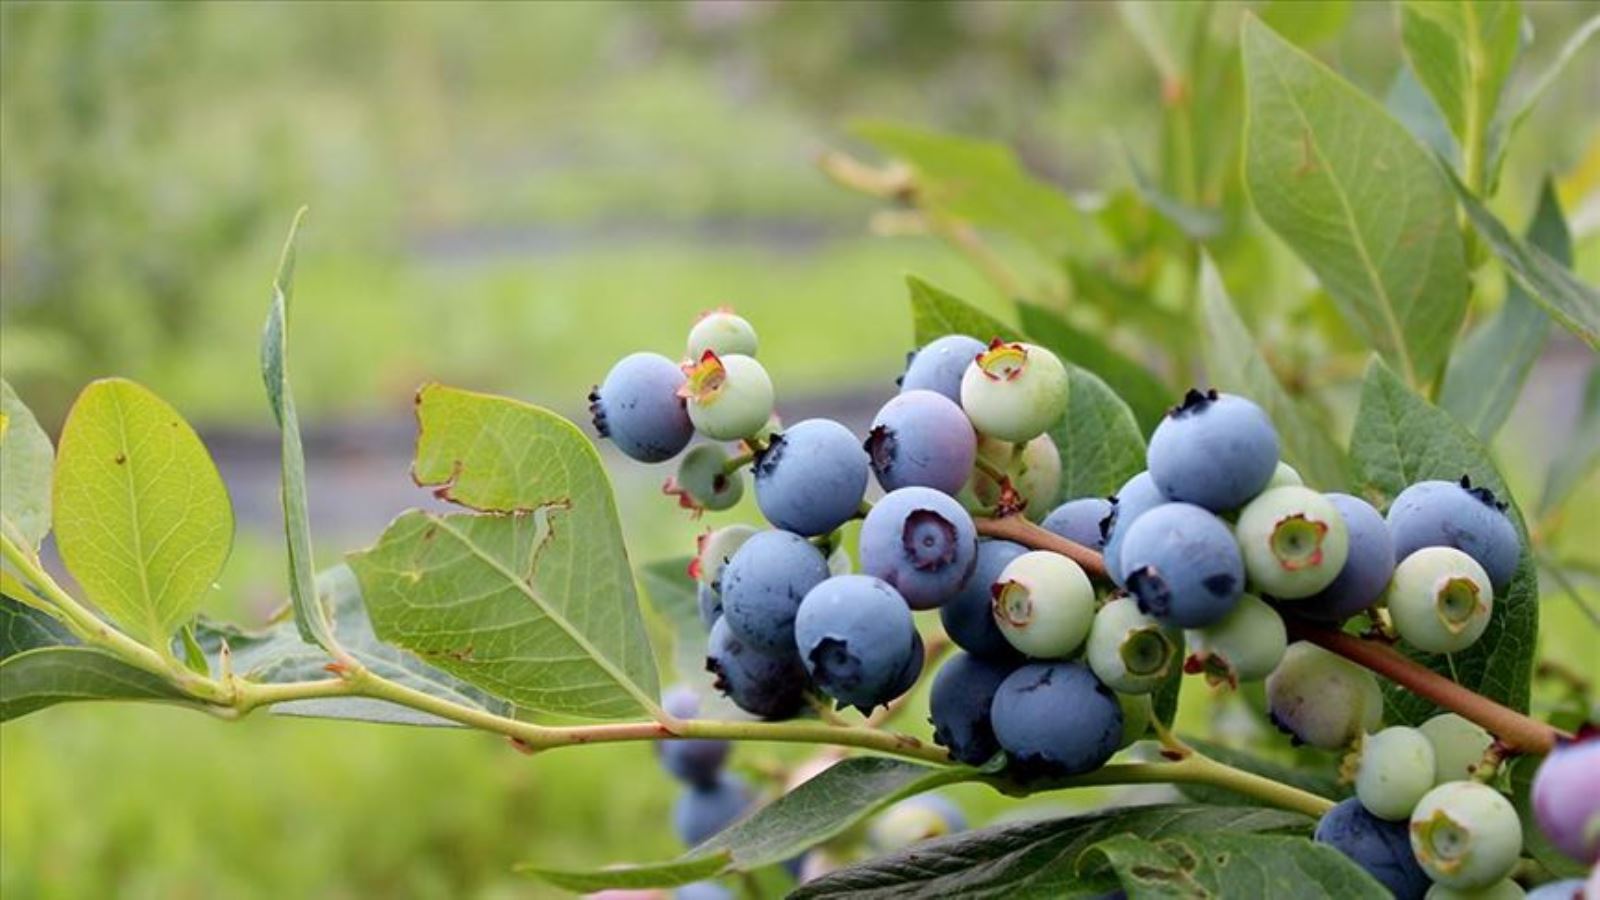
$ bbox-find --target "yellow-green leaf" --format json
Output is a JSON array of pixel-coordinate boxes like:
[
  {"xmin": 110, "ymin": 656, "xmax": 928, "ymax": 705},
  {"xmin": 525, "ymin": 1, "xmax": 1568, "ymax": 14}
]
[{"xmin": 52, "ymin": 379, "xmax": 234, "ymax": 649}]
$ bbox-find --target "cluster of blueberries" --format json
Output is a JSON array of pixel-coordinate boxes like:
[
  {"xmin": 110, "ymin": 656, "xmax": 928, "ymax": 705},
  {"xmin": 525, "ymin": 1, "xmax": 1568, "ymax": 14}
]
[{"xmin": 592, "ymin": 311, "xmax": 1597, "ymax": 898}]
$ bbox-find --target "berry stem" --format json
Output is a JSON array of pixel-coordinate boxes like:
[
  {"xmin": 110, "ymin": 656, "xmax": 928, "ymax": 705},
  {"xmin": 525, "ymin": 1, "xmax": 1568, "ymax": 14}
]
[
  {"xmin": 974, "ymin": 514, "xmax": 1109, "ymax": 579},
  {"xmin": 987, "ymin": 752, "xmax": 1333, "ymax": 819},
  {"xmin": 720, "ymin": 450, "xmax": 756, "ymax": 475}
]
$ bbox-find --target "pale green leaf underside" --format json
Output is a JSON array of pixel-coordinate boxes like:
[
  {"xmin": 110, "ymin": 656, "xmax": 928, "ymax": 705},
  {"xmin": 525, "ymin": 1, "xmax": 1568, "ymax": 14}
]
[
  {"xmin": 1243, "ymin": 16, "xmax": 1468, "ymax": 389},
  {"xmin": 351, "ymin": 384, "xmax": 658, "ymax": 719},
  {"xmin": 0, "ymin": 646, "xmax": 193, "ymax": 722},
  {"xmin": 1198, "ymin": 256, "xmax": 1351, "ymax": 490},
  {"xmin": 52, "ymin": 378, "xmax": 234, "ymax": 649},
  {"xmin": 1349, "ymin": 360, "xmax": 1537, "ymax": 721},
  {"xmin": 1088, "ymin": 831, "xmax": 1388, "ymax": 899},
  {"xmin": 0, "ymin": 379, "xmax": 54, "ymax": 550}
]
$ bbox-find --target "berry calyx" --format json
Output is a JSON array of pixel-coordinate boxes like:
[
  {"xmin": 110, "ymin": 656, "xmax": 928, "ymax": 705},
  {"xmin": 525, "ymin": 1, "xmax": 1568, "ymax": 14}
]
[
  {"xmin": 1409, "ymin": 781, "xmax": 1523, "ymax": 890},
  {"xmin": 1085, "ymin": 595, "xmax": 1181, "ymax": 694}
]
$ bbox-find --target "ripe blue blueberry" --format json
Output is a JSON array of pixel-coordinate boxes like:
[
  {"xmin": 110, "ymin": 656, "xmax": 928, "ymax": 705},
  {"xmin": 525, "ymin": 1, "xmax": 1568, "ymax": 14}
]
[
  {"xmin": 1419, "ymin": 714, "xmax": 1494, "ymax": 785},
  {"xmin": 1117, "ymin": 502, "xmax": 1245, "ymax": 628},
  {"xmin": 1085, "ymin": 595, "xmax": 1181, "ymax": 694},
  {"xmin": 753, "ymin": 419, "xmax": 870, "ymax": 537},
  {"xmin": 965, "ymin": 433, "xmax": 1061, "ymax": 519},
  {"xmin": 939, "ymin": 540, "xmax": 1027, "ymax": 660},
  {"xmin": 1235, "ymin": 486, "xmax": 1350, "ymax": 599},
  {"xmin": 706, "ymin": 617, "xmax": 807, "ymax": 720},
  {"xmin": 1303, "ymin": 493, "xmax": 1395, "ymax": 622},
  {"xmin": 657, "ymin": 686, "xmax": 730, "ymax": 789},
  {"xmin": 672, "ymin": 773, "xmax": 753, "ymax": 846},
  {"xmin": 869, "ymin": 795, "xmax": 967, "ymax": 851},
  {"xmin": 1146, "ymin": 389, "xmax": 1279, "ymax": 512},
  {"xmin": 720, "ymin": 530, "xmax": 831, "ymax": 652},
  {"xmin": 865, "ymin": 390, "xmax": 977, "ymax": 496},
  {"xmin": 1410, "ymin": 781, "xmax": 1523, "ymax": 890},
  {"xmin": 1531, "ymin": 735, "xmax": 1600, "ymax": 864},
  {"xmin": 1387, "ymin": 547, "xmax": 1494, "ymax": 654},
  {"xmin": 793, "ymin": 575, "xmax": 920, "ymax": 714},
  {"xmin": 1387, "ymin": 477, "xmax": 1521, "ymax": 590},
  {"xmin": 1041, "ymin": 497, "xmax": 1113, "ymax": 551},
  {"xmin": 990, "ymin": 662, "xmax": 1122, "ymax": 778},
  {"xmin": 665, "ymin": 444, "xmax": 746, "ymax": 514},
  {"xmin": 1101, "ymin": 471, "xmax": 1168, "ymax": 588},
  {"xmin": 900, "ymin": 334, "xmax": 986, "ymax": 404},
  {"xmin": 1314, "ymin": 797, "xmax": 1431, "ymax": 900},
  {"xmin": 928, "ymin": 651, "xmax": 1017, "ymax": 765},
  {"xmin": 590, "ymin": 352, "xmax": 696, "ymax": 463},
  {"xmin": 991, "ymin": 551, "xmax": 1095, "ymax": 659},
  {"xmin": 1266, "ymin": 642, "xmax": 1383, "ymax": 750},
  {"xmin": 687, "ymin": 309, "xmax": 758, "ymax": 359},
  {"xmin": 959, "ymin": 341, "xmax": 1069, "ymax": 443},
  {"xmin": 1356, "ymin": 726, "xmax": 1437, "ymax": 822},
  {"xmin": 859, "ymin": 487, "xmax": 979, "ymax": 610},
  {"xmin": 682, "ymin": 351, "xmax": 775, "ymax": 441},
  {"xmin": 1184, "ymin": 593, "xmax": 1285, "ymax": 688}
]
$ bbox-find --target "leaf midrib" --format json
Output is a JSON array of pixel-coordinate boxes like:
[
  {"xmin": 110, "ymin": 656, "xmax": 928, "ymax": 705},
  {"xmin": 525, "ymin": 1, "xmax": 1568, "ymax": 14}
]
[{"xmin": 109, "ymin": 388, "xmax": 163, "ymax": 643}]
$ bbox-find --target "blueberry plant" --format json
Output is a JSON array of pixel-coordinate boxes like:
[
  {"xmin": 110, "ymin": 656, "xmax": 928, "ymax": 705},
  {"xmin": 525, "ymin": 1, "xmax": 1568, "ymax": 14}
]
[{"xmin": 3, "ymin": 8, "xmax": 1599, "ymax": 900}]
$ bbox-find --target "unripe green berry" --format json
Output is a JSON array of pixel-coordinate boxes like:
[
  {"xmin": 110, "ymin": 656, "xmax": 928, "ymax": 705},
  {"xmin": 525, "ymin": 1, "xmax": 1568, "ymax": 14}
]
[
  {"xmin": 692, "ymin": 524, "xmax": 759, "ymax": 588},
  {"xmin": 1357, "ymin": 726, "xmax": 1437, "ymax": 821},
  {"xmin": 1425, "ymin": 879, "xmax": 1525, "ymax": 900},
  {"xmin": 665, "ymin": 444, "xmax": 745, "ymax": 513},
  {"xmin": 966, "ymin": 433, "xmax": 1061, "ymax": 519},
  {"xmin": 959, "ymin": 341, "xmax": 1068, "ymax": 443},
  {"xmin": 1267, "ymin": 461, "xmax": 1304, "ymax": 489},
  {"xmin": 687, "ymin": 310, "xmax": 758, "ymax": 359},
  {"xmin": 1086, "ymin": 595, "xmax": 1181, "ymax": 694},
  {"xmin": 1409, "ymin": 781, "xmax": 1523, "ymax": 890},
  {"xmin": 1185, "ymin": 593, "xmax": 1286, "ymax": 688},
  {"xmin": 1418, "ymin": 714, "xmax": 1494, "ymax": 785},
  {"xmin": 991, "ymin": 550, "xmax": 1095, "ymax": 659},
  {"xmin": 1265, "ymin": 641, "xmax": 1383, "ymax": 750},
  {"xmin": 1236, "ymin": 486, "xmax": 1349, "ymax": 599},
  {"xmin": 1387, "ymin": 547, "xmax": 1494, "ymax": 654},
  {"xmin": 683, "ymin": 352, "xmax": 774, "ymax": 440}
]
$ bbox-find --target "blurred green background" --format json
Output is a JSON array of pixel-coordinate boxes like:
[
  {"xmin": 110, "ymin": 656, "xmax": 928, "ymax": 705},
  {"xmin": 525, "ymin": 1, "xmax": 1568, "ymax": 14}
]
[{"xmin": 2, "ymin": 2, "xmax": 1597, "ymax": 898}]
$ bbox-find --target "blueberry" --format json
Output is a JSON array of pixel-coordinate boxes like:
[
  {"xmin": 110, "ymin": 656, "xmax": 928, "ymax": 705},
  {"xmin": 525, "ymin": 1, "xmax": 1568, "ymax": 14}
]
[
  {"xmin": 1041, "ymin": 497, "xmax": 1113, "ymax": 551},
  {"xmin": 706, "ymin": 616, "xmax": 807, "ymax": 720},
  {"xmin": 793, "ymin": 575, "xmax": 920, "ymax": 714},
  {"xmin": 1101, "ymin": 471, "xmax": 1168, "ymax": 587},
  {"xmin": 1086, "ymin": 595, "xmax": 1181, "ymax": 694},
  {"xmin": 1235, "ymin": 486, "xmax": 1350, "ymax": 599},
  {"xmin": 1525, "ymin": 880, "xmax": 1586, "ymax": 900},
  {"xmin": 1314, "ymin": 797, "xmax": 1431, "ymax": 900},
  {"xmin": 1146, "ymin": 389, "xmax": 1279, "ymax": 512},
  {"xmin": 675, "ymin": 881, "xmax": 735, "ymax": 900},
  {"xmin": 869, "ymin": 794, "xmax": 967, "ymax": 851},
  {"xmin": 1425, "ymin": 880, "xmax": 1530, "ymax": 899},
  {"xmin": 697, "ymin": 582, "xmax": 723, "ymax": 630},
  {"xmin": 1387, "ymin": 547, "xmax": 1494, "ymax": 654},
  {"xmin": 900, "ymin": 334, "xmax": 986, "ymax": 403},
  {"xmin": 1266, "ymin": 642, "xmax": 1383, "ymax": 750},
  {"xmin": 992, "ymin": 550, "xmax": 1096, "ymax": 659},
  {"xmin": 860, "ymin": 487, "xmax": 979, "ymax": 610},
  {"xmin": 1531, "ymin": 736, "xmax": 1600, "ymax": 864},
  {"xmin": 665, "ymin": 444, "xmax": 746, "ymax": 514},
  {"xmin": 928, "ymin": 651, "xmax": 1017, "ymax": 765},
  {"xmin": 692, "ymin": 524, "xmax": 759, "ymax": 589},
  {"xmin": 754, "ymin": 419, "xmax": 870, "ymax": 537},
  {"xmin": 939, "ymin": 540, "xmax": 1028, "ymax": 660},
  {"xmin": 1356, "ymin": 726, "xmax": 1437, "ymax": 822},
  {"xmin": 866, "ymin": 390, "xmax": 978, "ymax": 496},
  {"xmin": 1303, "ymin": 494, "xmax": 1395, "ymax": 622},
  {"xmin": 1267, "ymin": 461, "xmax": 1304, "ymax": 488},
  {"xmin": 1387, "ymin": 478, "xmax": 1521, "ymax": 590},
  {"xmin": 966, "ymin": 433, "xmax": 1062, "ymax": 519},
  {"xmin": 657, "ymin": 686, "xmax": 731, "ymax": 789},
  {"xmin": 990, "ymin": 662, "xmax": 1122, "ymax": 777},
  {"xmin": 682, "ymin": 352, "xmax": 775, "ymax": 441},
  {"xmin": 1117, "ymin": 502, "xmax": 1245, "ymax": 628},
  {"xmin": 1184, "ymin": 593, "xmax": 1285, "ymax": 688},
  {"xmin": 1418, "ymin": 714, "xmax": 1494, "ymax": 785},
  {"xmin": 1410, "ymin": 781, "xmax": 1523, "ymax": 890},
  {"xmin": 721, "ymin": 530, "xmax": 831, "ymax": 651},
  {"xmin": 672, "ymin": 773, "xmax": 753, "ymax": 846},
  {"xmin": 687, "ymin": 309, "xmax": 758, "ymax": 359},
  {"xmin": 589, "ymin": 352, "xmax": 696, "ymax": 463},
  {"xmin": 959, "ymin": 341, "xmax": 1069, "ymax": 443}
]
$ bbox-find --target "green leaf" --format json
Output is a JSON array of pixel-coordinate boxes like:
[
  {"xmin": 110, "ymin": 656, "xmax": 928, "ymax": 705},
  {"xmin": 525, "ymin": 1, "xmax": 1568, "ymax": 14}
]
[
  {"xmin": 1177, "ymin": 738, "xmax": 1347, "ymax": 807},
  {"xmin": 908, "ymin": 275, "xmax": 1019, "ymax": 344},
  {"xmin": 639, "ymin": 556, "xmax": 708, "ymax": 687},
  {"xmin": 1509, "ymin": 754, "xmax": 1588, "ymax": 879},
  {"xmin": 1259, "ymin": 0, "xmax": 1351, "ymax": 49},
  {"xmin": 1087, "ymin": 831, "xmax": 1388, "ymax": 898},
  {"xmin": 1, "ymin": 646, "xmax": 193, "ymax": 722},
  {"xmin": 1, "ymin": 594, "xmax": 74, "ymax": 658},
  {"xmin": 350, "ymin": 384, "xmax": 659, "ymax": 720},
  {"xmin": 260, "ymin": 208, "xmax": 337, "ymax": 652},
  {"xmin": 1349, "ymin": 360, "xmax": 1537, "ymax": 721},
  {"xmin": 1119, "ymin": 0, "xmax": 1209, "ymax": 83},
  {"xmin": 1197, "ymin": 257, "xmax": 1351, "ymax": 490},
  {"xmin": 1242, "ymin": 15, "xmax": 1469, "ymax": 389},
  {"xmin": 1386, "ymin": 63, "xmax": 1459, "ymax": 168},
  {"xmin": 1540, "ymin": 367, "xmax": 1600, "ymax": 516},
  {"xmin": 0, "ymin": 379, "xmax": 53, "ymax": 551},
  {"xmin": 1446, "ymin": 168, "xmax": 1600, "ymax": 350},
  {"xmin": 1441, "ymin": 179, "xmax": 1571, "ymax": 440},
  {"xmin": 1122, "ymin": 148, "xmax": 1225, "ymax": 241},
  {"xmin": 1398, "ymin": 1, "xmax": 1521, "ymax": 172},
  {"xmin": 1017, "ymin": 303, "xmax": 1170, "ymax": 433},
  {"xmin": 1487, "ymin": 13, "xmax": 1600, "ymax": 189},
  {"xmin": 792, "ymin": 804, "xmax": 1312, "ymax": 900},
  {"xmin": 521, "ymin": 757, "xmax": 970, "ymax": 891},
  {"xmin": 52, "ymin": 378, "xmax": 234, "ymax": 650}
]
